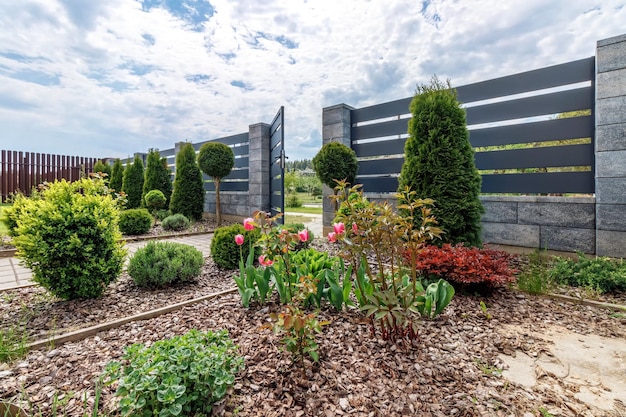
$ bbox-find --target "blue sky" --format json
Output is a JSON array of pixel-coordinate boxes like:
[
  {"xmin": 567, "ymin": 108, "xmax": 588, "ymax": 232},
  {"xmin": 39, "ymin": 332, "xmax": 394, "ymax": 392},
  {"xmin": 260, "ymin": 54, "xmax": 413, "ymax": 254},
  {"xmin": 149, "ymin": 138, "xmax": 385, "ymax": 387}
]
[{"xmin": 0, "ymin": 0, "xmax": 624, "ymax": 161}]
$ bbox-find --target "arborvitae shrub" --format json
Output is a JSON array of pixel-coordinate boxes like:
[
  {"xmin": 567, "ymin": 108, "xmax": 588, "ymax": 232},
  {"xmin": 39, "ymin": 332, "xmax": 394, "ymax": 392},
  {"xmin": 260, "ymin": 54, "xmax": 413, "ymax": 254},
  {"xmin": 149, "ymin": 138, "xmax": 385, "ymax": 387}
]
[
  {"xmin": 198, "ymin": 142, "xmax": 234, "ymax": 225},
  {"xmin": 162, "ymin": 213, "xmax": 191, "ymax": 231},
  {"xmin": 142, "ymin": 149, "xmax": 173, "ymax": 207},
  {"xmin": 170, "ymin": 143, "xmax": 205, "ymax": 221},
  {"xmin": 122, "ymin": 155, "xmax": 145, "ymax": 209},
  {"xmin": 10, "ymin": 178, "xmax": 125, "ymax": 300},
  {"xmin": 128, "ymin": 241, "xmax": 204, "ymax": 287},
  {"xmin": 119, "ymin": 208, "xmax": 153, "ymax": 235},
  {"xmin": 109, "ymin": 159, "xmax": 124, "ymax": 193},
  {"xmin": 398, "ymin": 76, "xmax": 484, "ymax": 247},
  {"xmin": 211, "ymin": 224, "xmax": 260, "ymax": 270},
  {"xmin": 312, "ymin": 142, "xmax": 358, "ymax": 188}
]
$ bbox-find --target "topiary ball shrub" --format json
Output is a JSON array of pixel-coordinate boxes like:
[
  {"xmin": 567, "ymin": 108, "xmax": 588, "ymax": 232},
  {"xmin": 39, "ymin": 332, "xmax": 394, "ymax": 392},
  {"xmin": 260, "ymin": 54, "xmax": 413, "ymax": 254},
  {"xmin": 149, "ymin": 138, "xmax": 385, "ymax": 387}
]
[
  {"xmin": 128, "ymin": 241, "xmax": 204, "ymax": 288},
  {"xmin": 10, "ymin": 178, "xmax": 126, "ymax": 300},
  {"xmin": 118, "ymin": 208, "xmax": 153, "ymax": 235},
  {"xmin": 144, "ymin": 189, "xmax": 166, "ymax": 214},
  {"xmin": 211, "ymin": 224, "xmax": 260, "ymax": 270},
  {"xmin": 162, "ymin": 213, "xmax": 191, "ymax": 231},
  {"xmin": 103, "ymin": 329, "xmax": 244, "ymax": 417}
]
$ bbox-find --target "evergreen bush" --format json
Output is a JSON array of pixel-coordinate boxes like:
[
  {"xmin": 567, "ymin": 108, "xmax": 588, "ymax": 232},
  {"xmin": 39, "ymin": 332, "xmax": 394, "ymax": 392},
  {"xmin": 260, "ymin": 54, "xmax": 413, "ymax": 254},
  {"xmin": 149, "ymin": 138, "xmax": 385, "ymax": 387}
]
[
  {"xmin": 162, "ymin": 213, "xmax": 191, "ymax": 231},
  {"xmin": 170, "ymin": 143, "xmax": 205, "ymax": 221},
  {"xmin": 119, "ymin": 208, "xmax": 153, "ymax": 235},
  {"xmin": 198, "ymin": 142, "xmax": 234, "ymax": 225},
  {"xmin": 93, "ymin": 160, "xmax": 112, "ymax": 178},
  {"xmin": 211, "ymin": 224, "xmax": 260, "ymax": 270},
  {"xmin": 10, "ymin": 178, "xmax": 126, "ymax": 300},
  {"xmin": 142, "ymin": 149, "xmax": 173, "ymax": 208},
  {"xmin": 156, "ymin": 209, "xmax": 172, "ymax": 221},
  {"xmin": 312, "ymin": 142, "xmax": 358, "ymax": 188},
  {"xmin": 128, "ymin": 241, "xmax": 204, "ymax": 287},
  {"xmin": 122, "ymin": 155, "xmax": 145, "ymax": 209},
  {"xmin": 144, "ymin": 189, "xmax": 166, "ymax": 220},
  {"xmin": 398, "ymin": 76, "xmax": 484, "ymax": 247},
  {"xmin": 109, "ymin": 158, "xmax": 124, "ymax": 193}
]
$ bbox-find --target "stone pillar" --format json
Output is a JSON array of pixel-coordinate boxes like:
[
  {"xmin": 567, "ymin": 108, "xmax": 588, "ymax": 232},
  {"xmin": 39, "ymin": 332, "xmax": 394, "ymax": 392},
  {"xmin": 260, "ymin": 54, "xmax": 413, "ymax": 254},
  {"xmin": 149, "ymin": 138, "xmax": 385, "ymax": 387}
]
[
  {"xmin": 248, "ymin": 123, "xmax": 271, "ymax": 214},
  {"xmin": 321, "ymin": 104, "xmax": 354, "ymax": 235},
  {"xmin": 595, "ymin": 33, "xmax": 626, "ymax": 258}
]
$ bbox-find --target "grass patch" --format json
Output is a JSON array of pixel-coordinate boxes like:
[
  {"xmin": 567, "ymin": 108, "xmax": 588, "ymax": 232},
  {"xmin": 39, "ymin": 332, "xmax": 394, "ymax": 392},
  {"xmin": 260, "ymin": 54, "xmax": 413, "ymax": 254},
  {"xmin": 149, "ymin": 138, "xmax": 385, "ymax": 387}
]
[
  {"xmin": 0, "ymin": 324, "xmax": 29, "ymax": 363},
  {"xmin": 284, "ymin": 206, "xmax": 322, "ymax": 215},
  {"xmin": 516, "ymin": 250, "xmax": 554, "ymax": 294},
  {"xmin": 283, "ymin": 214, "xmax": 315, "ymax": 225}
]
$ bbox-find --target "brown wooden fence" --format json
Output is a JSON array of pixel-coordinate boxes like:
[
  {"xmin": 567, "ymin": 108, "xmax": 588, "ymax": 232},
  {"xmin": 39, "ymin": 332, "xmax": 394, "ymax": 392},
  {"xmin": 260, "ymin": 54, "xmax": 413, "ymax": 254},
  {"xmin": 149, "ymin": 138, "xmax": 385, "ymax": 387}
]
[{"xmin": 1, "ymin": 150, "xmax": 99, "ymax": 202}]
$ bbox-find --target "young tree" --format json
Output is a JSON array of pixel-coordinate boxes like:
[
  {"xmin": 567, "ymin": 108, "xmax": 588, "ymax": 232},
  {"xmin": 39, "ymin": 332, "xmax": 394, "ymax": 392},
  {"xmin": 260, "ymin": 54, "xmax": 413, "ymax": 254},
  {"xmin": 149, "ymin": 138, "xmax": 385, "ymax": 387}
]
[
  {"xmin": 312, "ymin": 142, "xmax": 358, "ymax": 210},
  {"xmin": 398, "ymin": 76, "xmax": 484, "ymax": 247},
  {"xmin": 170, "ymin": 143, "xmax": 205, "ymax": 221},
  {"xmin": 93, "ymin": 160, "xmax": 112, "ymax": 178},
  {"xmin": 197, "ymin": 142, "xmax": 234, "ymax": 225},
  {"xmin": 122, "ymin": 155, "xmax": 145, "ymax": 209},
  {"xmin": 142, "ymin": 149, "xmax": 173, "ymax": 207},
  {"xmin": 110, "ymin": 158, "xmax": 124, "ymax": 193}
]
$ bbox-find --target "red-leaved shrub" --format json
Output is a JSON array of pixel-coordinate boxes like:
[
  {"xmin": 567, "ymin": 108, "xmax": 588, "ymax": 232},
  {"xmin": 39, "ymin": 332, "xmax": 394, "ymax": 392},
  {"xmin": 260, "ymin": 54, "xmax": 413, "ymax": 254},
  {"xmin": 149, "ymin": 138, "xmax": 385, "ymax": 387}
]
[{"xmin": 407, "ymin": 244, "xmax": 517, "ymax": 287}]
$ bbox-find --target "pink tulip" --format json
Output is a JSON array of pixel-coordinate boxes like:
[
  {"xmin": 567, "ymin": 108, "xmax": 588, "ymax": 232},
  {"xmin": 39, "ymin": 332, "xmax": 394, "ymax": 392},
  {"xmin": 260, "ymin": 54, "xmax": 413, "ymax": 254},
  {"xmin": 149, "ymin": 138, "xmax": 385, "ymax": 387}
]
[
  {"xmin": 234, "ymin": 234, "xmax": 244, "ymax": 246},
  {"xmin": 258, "ymin": 255, "xmax": 273, "ymax": 266},
  {"xmin": 327, "ymin": 232, "xmax": 337, "ymax": 243},
  {"xmin": 243, "ymin": 218, "xmax": 255, "ymax": 231},
  {"xmin": 352, "ymin": 223, "xmax": 358, "ymax": 234},
  {"xmin": 298, "ymin": 229, "xmax": 309, "ymax": 242},
  {"xmin": 333, "ymin": 222, "xmax": 345, "ymax": 234}
]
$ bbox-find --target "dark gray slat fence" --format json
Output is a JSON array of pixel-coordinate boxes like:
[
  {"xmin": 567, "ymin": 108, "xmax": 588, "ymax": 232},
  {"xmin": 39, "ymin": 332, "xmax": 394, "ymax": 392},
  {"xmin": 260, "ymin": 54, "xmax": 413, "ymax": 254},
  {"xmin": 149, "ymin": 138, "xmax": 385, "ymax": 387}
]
[
  {"xmin": 201, "ymin": 133, "xmax": 250, "ymax": 193},
  {"xmin": 269, "ymin": 106, "xmax": 285, "ymax": 218},
  {"xmin": 350, "ymin": 57, "xmax": 595, "ymax": 194}
]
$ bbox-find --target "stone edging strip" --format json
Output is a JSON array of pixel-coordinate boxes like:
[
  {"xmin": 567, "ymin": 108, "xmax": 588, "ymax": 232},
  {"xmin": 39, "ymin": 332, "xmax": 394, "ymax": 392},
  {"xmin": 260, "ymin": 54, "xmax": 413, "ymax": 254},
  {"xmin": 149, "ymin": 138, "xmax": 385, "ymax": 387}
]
[{"xmin": 26, "ymin": 287, "xmax": 238, "ymax": 351}]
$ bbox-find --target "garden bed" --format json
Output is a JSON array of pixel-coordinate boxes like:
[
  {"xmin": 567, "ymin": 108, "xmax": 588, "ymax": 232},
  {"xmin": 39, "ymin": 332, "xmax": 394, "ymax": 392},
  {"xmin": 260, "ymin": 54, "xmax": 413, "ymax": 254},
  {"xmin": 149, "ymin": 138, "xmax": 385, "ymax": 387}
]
[{"xmin": 1, "ymin": 257, "xmax": 625, "ymax": 417}]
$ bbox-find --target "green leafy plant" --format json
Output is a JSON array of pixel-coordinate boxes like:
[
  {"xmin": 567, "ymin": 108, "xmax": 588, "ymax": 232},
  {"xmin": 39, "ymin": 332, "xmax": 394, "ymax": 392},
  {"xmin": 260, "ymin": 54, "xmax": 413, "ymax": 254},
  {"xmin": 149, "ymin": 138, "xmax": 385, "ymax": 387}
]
[
  {"xmin": 548, "ymin": 252, "xmax": 626, "ymax": 294},
  {"xmin": 517, "ymin": 249, "xmax": 554, "ymax": 294},
  {"xmin": 121, "ymin": 155, "xmax": 145, "ymax": 209},
  {"xmin": 479, "ymin": 300, "xmax": 492, "ymax": 320},
  {"xmin": 156, "ymin": 209, "xmax": 172, "ymax": 221},
  {"xmin": 398, "ymin": 76, "xmax": 483, "ymax": 247},
  {"xmin": 93, "ymin": 160, "xmax": 112, "ymax": 178},
  {"xmin": 418, "ymin": 279, "xmax": 455, "ymax": 319},
  {"xmin": 233, "ymin": 232, "xmax": 273, "ymax": 308},
  {"xmin": 312, "ymin": 142, "xmax": 358, "ymax": 188},
  {"xmin": 10, "ymin": 177, "xmax": 126, "ymax": 300},
  {"xmin": 142, "ymin": 149, "xmax": 173, "ymax": 208},
  {"xmin": 118, "ymin": 208, "xmax": 153, "ymax": 235},
  {"xmin": 109, "ymin": 159, "xmax": 124, "ymax": 194},
  {"xmin": 103, "ymin": 329, "xmax": 244, "ymax": 417},
  {"xmin": 286, "ymin": 193, "xmax": 302, "ymax": 208},
  {"xmin": 161, "ymin": 213, "xmax": 190, "ymax": 231},
  {"xmin": 170, "ymin": 142, "xmax": 205, "ymax": 221},
  {"xmin": 198, "ymin": 142, "xmax": 234, "ymax": 225},
  {"xmin": 211, "ymin": 223, "xmax": 260, "ymax": 269},
  {"xmin": 128, "ymin": 241, "xmax": 204, "ymax": 287},
  {"xmin": 0, "ymin": 324, "xmax": 29, "ymax": 363},
  {"xmin": 144, "ymin": 189, "xmax": 166, "ymax": 222}
]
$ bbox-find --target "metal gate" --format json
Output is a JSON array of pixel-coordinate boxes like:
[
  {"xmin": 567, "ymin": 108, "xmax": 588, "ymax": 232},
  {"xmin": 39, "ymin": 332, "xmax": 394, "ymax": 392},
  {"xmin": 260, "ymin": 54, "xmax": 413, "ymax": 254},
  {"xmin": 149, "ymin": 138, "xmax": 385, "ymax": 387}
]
[{"xmin": 269, "ymin": 106, "xmax": 285, "ymax": 223}]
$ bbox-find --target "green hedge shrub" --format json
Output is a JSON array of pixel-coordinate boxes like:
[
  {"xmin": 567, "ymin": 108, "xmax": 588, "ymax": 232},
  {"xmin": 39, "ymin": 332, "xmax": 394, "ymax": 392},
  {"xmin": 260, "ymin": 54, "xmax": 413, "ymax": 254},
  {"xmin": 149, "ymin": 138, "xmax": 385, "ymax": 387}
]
[
  {"xmin": 109, "ymin": 159, "xmax": 124, "ymax": 193},
  {"xmin": 170, "ymin": 142, "xmax": 204, "ymax": 221},
  {"xmin": 211, "ymin": 224, "xmax": 260, "ymax": 269},
  {"xmin": 119, "ymin": 208, "xmax": 153, "ymax": 235},
  {"xmin": 103, "ymin": 329, "xmax": 244, "ymax": 417},
  {"xmin": 549, "ymin": 253, "xmax": 626, "ymax": 294},
  {"xmin": 10, "ymin": 178, "xmax": 126, "ymax": 300},
  {"xmin": 162, "ymin": 213, "xmax": 191, "ymax": 231},
  {"xmin": 122, "ymin": 155, "xmax": 145, "ymax": 209},
  {"xmin": 128, "ymin": 241, "xmax": 203, "ymax": 287}
]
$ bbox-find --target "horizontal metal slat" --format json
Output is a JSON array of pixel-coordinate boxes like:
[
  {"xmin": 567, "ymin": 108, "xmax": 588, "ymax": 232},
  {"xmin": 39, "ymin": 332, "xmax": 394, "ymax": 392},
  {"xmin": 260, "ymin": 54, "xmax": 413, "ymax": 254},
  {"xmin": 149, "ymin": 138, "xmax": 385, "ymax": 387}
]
[
  {"xmin": 270, "ymin": 163, "xmax": 283, "ymax": 178},
  {"xmin": 358, "ymin": 157, "xmax": 404, "ymax": 176},
  {"xmin": 353, "ymin": 137, "xmax": 407, "ymax": 158},
  {"xmin": 271, "ymin": 178, "xmax": 283, "ymax": 191},
  {"xmin": 481, "ymin": 171, "xmax": 594, "ymax": 194},
  {"xmin": 194, "ymin": 133, "xmax": 249, "ymax": 149},
  {"xmin": 352, "ymin": 118, "xmax": 408, "ymax": 140},
  {"xmin": 357, "ymin": 176, "xmax": 399, "ymax": 194},
  {"xmin": 231, "ymin": 144, "xmax": 249, "ymax": 157},
  {"xmin": 351, "ymin": 97, "xmax": 412, "ymax": 124},
  {"xmin": 234, "ymin": 156, "xmax": 249, "ymax": 168},
  {"xmin": 204, "ymin": 181, "xmax": 248, "ymax": 192},
  {"xmin": 217, "ymin": 169, "xmax": 248, "ymax": 180},
  {"xmin": 475, "ymin": 144, "xmax": 594, "ymax": 170}
]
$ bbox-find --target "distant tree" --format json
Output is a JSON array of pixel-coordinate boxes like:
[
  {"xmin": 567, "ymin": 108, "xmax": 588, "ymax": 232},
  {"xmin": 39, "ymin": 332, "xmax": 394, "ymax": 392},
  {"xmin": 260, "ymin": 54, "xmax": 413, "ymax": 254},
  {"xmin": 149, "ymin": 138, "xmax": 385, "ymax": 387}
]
[
  {"xmin": 93, "ymin": 160, "xmax": 112, "ymax": 178},
  {"xmin": 110, "ymin": 159, "xmax": 124, "ymax": 193},
  {"xmin": 122, "ymin": 155, "xmax": 145, "ymax": 209},
  {"xmin": 142, "ymin": 149, "xmax": 173, "ymax": 207},
  {"xmin": 170, "ymin": 143, "xmax": 204, "ymax": 221},
  {"xmin": 198, "ymin": 142, "xmax": 234, "ymax": 225},
  {"xmin": 398, "ymin": 76, "xmax": 483, "ymax": 247}
]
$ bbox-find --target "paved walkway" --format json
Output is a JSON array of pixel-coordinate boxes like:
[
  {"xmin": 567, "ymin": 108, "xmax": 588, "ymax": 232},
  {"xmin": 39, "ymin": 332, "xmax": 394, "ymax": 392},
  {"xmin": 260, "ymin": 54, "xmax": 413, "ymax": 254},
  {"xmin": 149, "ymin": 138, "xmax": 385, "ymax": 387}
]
[{"xmin": 0, "ymin": 233, "xmax": 214, "ymax": 291}]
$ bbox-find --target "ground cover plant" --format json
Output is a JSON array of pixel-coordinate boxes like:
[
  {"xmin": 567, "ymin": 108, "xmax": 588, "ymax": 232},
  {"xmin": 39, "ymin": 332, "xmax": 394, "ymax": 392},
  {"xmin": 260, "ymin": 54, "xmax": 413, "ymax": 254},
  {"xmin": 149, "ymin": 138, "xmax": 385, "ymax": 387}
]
[
  {"xmin": 128, "ymin": 241, "xmax": 203, "ymax": 288},
  {"xmin": 549, "ymin": 252, "xmax": 626, "ymax": 294}
]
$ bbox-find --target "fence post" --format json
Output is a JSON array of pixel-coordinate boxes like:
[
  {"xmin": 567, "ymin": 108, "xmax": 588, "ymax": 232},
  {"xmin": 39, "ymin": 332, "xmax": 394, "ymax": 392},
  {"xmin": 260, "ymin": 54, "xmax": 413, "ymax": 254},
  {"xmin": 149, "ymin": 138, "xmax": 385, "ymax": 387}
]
[
  {"xmin": 595, "ymin": 33, "xmax": 626, "ymax": 258},
  {"xmin": 248, "ymin": 123, "xmax": 271, "ymax": 214},
  {"xmin": 321, "ymin": 104, "xmax": 354, "ymax": 235}
]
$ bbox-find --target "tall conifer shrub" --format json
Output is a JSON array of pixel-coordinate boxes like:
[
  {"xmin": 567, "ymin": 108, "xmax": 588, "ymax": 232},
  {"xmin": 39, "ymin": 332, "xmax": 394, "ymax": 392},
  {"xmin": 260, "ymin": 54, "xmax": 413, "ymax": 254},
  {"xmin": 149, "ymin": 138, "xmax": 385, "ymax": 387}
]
[
  {"xmin": 110, "ymin": 159, "xmax": 124, "ymax": 193},
  {"xmin": 142, "ymin": 149, "xmax": 173, "ymax": 207},
  {"xmin": 122, "ymin": 155, "xmax": 145, "ymax": 209},
  {"xmin": 170, "ymin": 143, "xmax": 205, "ymax": 221}
]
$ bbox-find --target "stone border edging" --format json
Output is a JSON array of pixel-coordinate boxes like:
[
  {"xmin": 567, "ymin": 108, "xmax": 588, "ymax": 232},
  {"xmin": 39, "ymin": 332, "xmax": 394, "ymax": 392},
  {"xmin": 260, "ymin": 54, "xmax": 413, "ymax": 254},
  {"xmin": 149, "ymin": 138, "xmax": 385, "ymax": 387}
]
[{"xmin": 26, "ymin": 287, "xmax": 238, "ymax": 351}]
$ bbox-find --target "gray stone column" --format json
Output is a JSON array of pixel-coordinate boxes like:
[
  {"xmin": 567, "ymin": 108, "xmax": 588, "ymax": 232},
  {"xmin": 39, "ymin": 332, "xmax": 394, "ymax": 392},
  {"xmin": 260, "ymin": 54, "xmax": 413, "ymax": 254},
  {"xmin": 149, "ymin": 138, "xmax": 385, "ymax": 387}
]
[
  {"xmin": 595, "ymin": 33, "xmax": 626, "ymax": 258},
  {"xmin": 321, "ymin": 104, "xmax": 354, "ymax": 235},
  {"xmin": 248, "ymin": 123, "xmax": 271, "ymax": 214}
]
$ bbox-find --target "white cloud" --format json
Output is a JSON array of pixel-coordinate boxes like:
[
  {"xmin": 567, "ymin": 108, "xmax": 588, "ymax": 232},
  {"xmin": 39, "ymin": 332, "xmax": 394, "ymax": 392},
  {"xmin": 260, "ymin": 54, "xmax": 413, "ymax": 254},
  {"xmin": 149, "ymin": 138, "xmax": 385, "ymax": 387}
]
[{"xmin": 0, "ymin": 0, "xmax": 624, "ymax": 161}]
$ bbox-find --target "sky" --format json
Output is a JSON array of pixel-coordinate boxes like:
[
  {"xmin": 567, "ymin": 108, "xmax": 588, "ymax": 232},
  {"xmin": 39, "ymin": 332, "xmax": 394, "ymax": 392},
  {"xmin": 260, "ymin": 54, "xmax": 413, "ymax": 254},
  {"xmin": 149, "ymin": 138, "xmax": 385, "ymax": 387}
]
[{"xmin": 0, "ymin": 0, "xmax": 624, "ymax": 162}]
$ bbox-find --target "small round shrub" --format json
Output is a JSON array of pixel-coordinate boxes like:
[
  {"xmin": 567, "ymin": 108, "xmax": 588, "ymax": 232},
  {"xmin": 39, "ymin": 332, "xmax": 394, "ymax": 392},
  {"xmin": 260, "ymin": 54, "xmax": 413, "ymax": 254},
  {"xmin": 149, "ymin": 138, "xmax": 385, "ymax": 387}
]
[
  {"xmin": 162, "ymin": 213, "xmax": 191, "ymax": 231},
  {"xmin": 156, "ymin": 209, "xmax": 172, "ymax": 221},
  {"xmin": 144, "ymin": 189, "xmax": 166, "ymax": 213},
  {"xmin": 211, "ymin": 224, "xmax": 260, "ymax": 270},
  {"xmin": 128, "ymin": 241, "xmax": 204, "ymax": 287},
  {"xmin": 119, "ymin": 208, "xmax": 153, "ymax": 235},
  {"xmin": 286, "ymin": 193, "xmax": 302, "ymax": 208}
]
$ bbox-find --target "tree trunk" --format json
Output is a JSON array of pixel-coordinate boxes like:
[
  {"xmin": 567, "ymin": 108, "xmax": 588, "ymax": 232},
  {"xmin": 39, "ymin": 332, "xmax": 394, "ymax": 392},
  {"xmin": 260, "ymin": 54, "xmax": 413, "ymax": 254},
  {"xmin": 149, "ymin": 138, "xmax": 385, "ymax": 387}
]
[{"xmin": 215, "ymin": 178, "xmax": 221, "ymax": 225}]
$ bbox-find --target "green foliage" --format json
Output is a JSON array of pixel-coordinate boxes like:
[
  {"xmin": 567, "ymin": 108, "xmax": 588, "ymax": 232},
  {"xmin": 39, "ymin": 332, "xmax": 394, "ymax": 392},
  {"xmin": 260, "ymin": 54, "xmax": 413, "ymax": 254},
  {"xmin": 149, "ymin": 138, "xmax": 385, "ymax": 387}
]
[
  {"xmin": 198, "ymin": 142, "xmax": 235, "ymax": 225},
  {"xmin": 161, "ymin": 213, "xmax": 190, "ymax": 231},
  {"xmin": 109, "ymin": 158, "xmax": 124, "ymax": 193},
  {"xmin": 93, "ymin": 160, "xmax": 112, "ymax": 178},
  {"xmin": 548, "ymin": 253, "xmax": 626, "ymax": 294},
  {"xmin": 312, "ymin": 142, "xmax": 358, "ymax": 188},
  {"xmin": 211, "ymin": 224, "xmax": 260, "ymax": 269},
  {"xmin": 144, "ymin": 189, "xmax": 166, "ymax": 219},
  {"xmin": 143, "ymin": 149, "xmax": 173, "ymax": 208},
  {"xmin": 11, "ymin": 178, "xmax": 126, "ymax": 300},
  {"xmin": 118, "ymin": 208, "xmax": 153, "ymax": 235},
  {"xmin": 418, "ymin": 279, "xmax": 455, "ymax": 319},
  {"xmin": 516, "ymin": 250, "xmax": 554, "ymax": 294},
  {"xmin": 128, "ymin": 241, "xmax": 203, "ymax": 287},
  {"xmin": 398, "ymin": 76, "xmax": 484, "ymax": 247},
  {"xmin": 170, "ymin": 143, "xmax": 205, "ymax": 221},
  {"xmin": 122, "ymin": 155, "xmax": 145, "ymax": 209},
  {"xmin": 286, "ymin": 193, "xmax": 302, "ymax": 208},
  {"xmin": 0, "ymin": 324, "xmax": 29, "ymax": 363},
  {"xmin": 103, "ymin": 329, "xmax": 244, "ymax": 417},
  {"xmin": 156, "ymin": 209, "xmax": 172, "ymax": 221}
]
